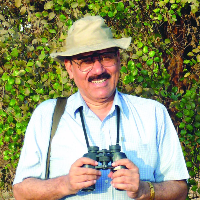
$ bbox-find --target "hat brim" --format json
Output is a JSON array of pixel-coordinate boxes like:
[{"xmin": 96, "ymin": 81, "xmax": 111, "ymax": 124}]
[{"xmin": 50, "ymin": 37, "xmax": 131, "ymax": 63}]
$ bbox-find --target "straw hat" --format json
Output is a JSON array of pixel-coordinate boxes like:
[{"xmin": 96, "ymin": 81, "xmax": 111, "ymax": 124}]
[{"xmin": 50, "ymin": 16, "xmax": 131, "ymax": 62}]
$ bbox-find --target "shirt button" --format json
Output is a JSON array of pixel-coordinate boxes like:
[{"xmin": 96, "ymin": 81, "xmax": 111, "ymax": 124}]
[{"xmin": 105, "ymin": 180, "xmax": 108, "ymax": 183}]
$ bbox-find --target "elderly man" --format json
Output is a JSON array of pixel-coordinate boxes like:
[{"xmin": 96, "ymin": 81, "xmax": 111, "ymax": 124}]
[{"xmin": 13, "ymin": 16, "xmax": 189, "ymax": 200}]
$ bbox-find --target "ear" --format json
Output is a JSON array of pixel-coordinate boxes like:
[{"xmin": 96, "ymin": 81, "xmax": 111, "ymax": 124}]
[
  {"xmin": 116, "ymin": 50, "xmax": 121, "ymax": 69},
  {"xmin": 64, "ymin": 59, "xmax": 74, "ymax": 79}
]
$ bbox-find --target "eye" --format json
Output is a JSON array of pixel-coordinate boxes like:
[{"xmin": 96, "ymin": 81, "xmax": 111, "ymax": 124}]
[
  {"xmin": 101, "ymin": 53, "xmax": 115, "ymax": 61},
  {"xmin": 81, "ymin": 57, "xmax": 93, "ymax": 65}
]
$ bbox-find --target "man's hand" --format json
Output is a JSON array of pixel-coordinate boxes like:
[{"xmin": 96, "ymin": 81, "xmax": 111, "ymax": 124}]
[
  {"xmin": 66, "ymin": 157, "xmax": 101, "ymax": 194},
  {"xmin": 108, "ymin": 159, "xmax": 141, "ymax": 199},
  {"xmin": 108, "ymin": 159, "xmax": 188, "ymax": 200}
]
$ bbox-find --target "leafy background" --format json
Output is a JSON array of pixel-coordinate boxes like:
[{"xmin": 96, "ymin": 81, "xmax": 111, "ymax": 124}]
[{"xmin": 0, "ymin": 0, "xmax": 199, "ymax": 199}]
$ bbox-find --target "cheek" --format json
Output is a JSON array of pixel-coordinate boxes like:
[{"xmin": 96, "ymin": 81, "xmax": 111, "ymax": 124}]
[{"xmin": 72, "ymin": 70, "xmax": 87, "ymax": 87}]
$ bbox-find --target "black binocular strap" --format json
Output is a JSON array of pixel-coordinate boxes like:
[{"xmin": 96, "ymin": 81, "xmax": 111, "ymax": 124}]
[
  {"xmin": 116, "ymin": 105, "xmax": 120, "ymax": 145},
  {"xmin": 45, "ymin": 97, "xmax": 68, "ymax": 179},
  {"xmin": 79, "ymin": 105, "xmax": 121, "ymax": 151}
]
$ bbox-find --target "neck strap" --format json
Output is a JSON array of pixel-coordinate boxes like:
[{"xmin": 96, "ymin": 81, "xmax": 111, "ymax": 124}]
[{"xmin": 78, "ymin": 105, "xmax": 120, "ymax": 150}]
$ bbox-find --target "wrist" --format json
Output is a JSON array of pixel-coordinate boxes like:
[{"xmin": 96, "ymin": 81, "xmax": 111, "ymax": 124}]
[
  {"xmin": 146, "ymin": 181, "xmax": 155, "ymax": 200},
  {"xmin": 136, "ymin": 181, "xmax": 155, "ymax": 200}
]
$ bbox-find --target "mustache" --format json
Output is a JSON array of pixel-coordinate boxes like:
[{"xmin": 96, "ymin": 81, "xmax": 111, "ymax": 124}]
[{"xmin": 88, "ymin": 72, "xmax": 111, "ymax": 82}]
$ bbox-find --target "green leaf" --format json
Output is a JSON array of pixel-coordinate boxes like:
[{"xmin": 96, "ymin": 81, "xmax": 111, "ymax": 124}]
[
  {"xmin": 146, "ymin": 59, "xmax": 153, "ymax": 66},
  {"xmin": 88, "ymin": 3, "xmax": 95, "ymax": 9},
  {"xmin": 24, "ymin": 88, "xmax": 30, "ymax": 96},
  {"xmin": 42, "ymin": 11, "xmax": 49, "ymax": 17},
  {"xmin": 35, "ymin": 12, "xmax": 42, "ymax": 18},
  {"xmin": 108, "ymin": 11, "xmax": 114, "ymax": 18},
  {"xmin": 141, "ymin": 70, "xmax": 148, "ymax": 76},
  {"xmin": 195, "ymin": 130, "xmax": 200, "ymax": 137},
  {"xmin": 183, "ymin": 60, "xmax": 190, "ymax": 64},
  {"xmin": 161, "ymin": 90, "xmax": 167, "ymax": 97},
  {"xmin": 179, "ymin": 122, "xmax": 185, "ymax": 129},
  {"xmin": 32, "ymin": 95, "xmax": 40, "ymax": 102},
  {"xmin": 128, "ymin": 60, "xmax": 135, "ymax": 70},
  {"xmin": 171, "ymin": 4, "xmax": 178, "ymax": 9},
  {"xmin": 149, "ymin": 51, "xmax": 155, "ymax": 57},
  {"xmin": 176, "ymin": 112, "xmax": 183, "ymax": 118},
  {"xmin": 8, "ymin": 78, "xmax": 15, "ymax": 85},
  {"xmin": 39, "ymin": 52, "xmax": 46, "ymax": 60},
  {"xmin": 186, "ymin": 161, "xmax": 193, "ymax": 168},
  {"xmin": 136, "ymin": 63, "xmax": 142, "ymax": 68},
  {"xmin": 71, "ymin": 2, "xmax": 78, "ymax": 8},
  {"xmin": 137, "ymin": 42, "xmax": 143, "ymax": 48},
  {"xmin": 11, "ymin": 48, "xmax": 19, "ymax": 57},
  {"xmin": 180, "ymin": 129, "xmax": 186, "ymax": 136},
  {"xmin": 116, "ymin": 2, "xmax": 124, "ymax": 11},
  {"xmin": 15, "ymin": 0, "xmax": 21, "ymax": 8},
  {"xmin": 42, "ymin": 38, "xmax": 48, "ymax": 43},
  {"xmin": 59, "ymin": 14, "xmax": 67, "ymax": 21},
  {"xmin": 154, "ymin": 57, "xmax": 160, "ymax": 62},
  {"xmin": 136, "ymin": 50, "xmax": 143, "ymax": 57},
  {"xmin": 120, "ymin": 66, "xmax": 127, "ymax": 73},
  {"xmin": 44, "ymin": 1, "xmax": 54, "ymax": 10},
  {"xmin": 194, "ymin": 122, "xmax": 200, "ymax": 128},
  {"xmin": 186, "ymin": 124, "xmax": 193, "ymax": 132},
  {"xmin": 137, "ymin": 76, "xmax": 144, "ymax": 82},
  {"xmin": 143, "ymin": 46, "xmax": 148, "ymax": 53},
  {"xmin": 184, "ymin": 117, "xmax": 192, "ymax": 123},
  {"xmin": 2, "ymin": 73, "xmax": 9, "ymax": 81},
  {"xmin": 157, "ymin": 14, "xmax": 162, "ymax": 20},
  {"xmin": 9, "ymin": 99, "xmax": 16, "ymax": 106},
  {"xmin": 27, "ymin": 61, "xmax": 34, "ymax": 67},
  {"xmin": 5, "ymin": 83, "xmax": 12, "ymax": 91},
  {"xmin": 49, "ymin": 29, "xmax": 57, "ymax": 34},
  {"xmin": 195, "ymin": 115, "xmax": 200, "ymax": 122},
  {"xmin": 153, "ymin": 8, "xmax": 160, "ymax": 13},
  {"xmin": 57, "ymin": 0, "xmax": 64, "ymax": 5},
  {"xmin": 4, "ymin": 136, "xmax": 10, "ymax": 143},
  {"xmin": 165, "ymin": 39, "xmax": 170, "ymax": 44}
]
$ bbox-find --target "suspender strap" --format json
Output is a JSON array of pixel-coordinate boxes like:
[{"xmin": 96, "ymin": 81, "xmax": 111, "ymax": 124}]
[{"xmin": 45, "ymin": 97, "xmax": 68, "ymax": 179}]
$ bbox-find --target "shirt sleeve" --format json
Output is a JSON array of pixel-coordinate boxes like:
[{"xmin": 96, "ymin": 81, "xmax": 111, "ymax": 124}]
[
  {"xmin": 13, "ymin": 99, "xmax": 56, "ymax": 185},
  {"xmin": 154, "ymin": 105, "xmax": 189, "ymax": 182}
]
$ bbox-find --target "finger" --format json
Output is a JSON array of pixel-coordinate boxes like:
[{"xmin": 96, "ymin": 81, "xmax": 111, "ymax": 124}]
[
  {"xmin": 111, "ymin": 175, "xmax": 139, "ymax": 185},
  {"xmin": 108, "ymin": 171, "xmax": 113, "ymax": 178},
  {"xmin": 68, "ymin": 178, "xmax": 97, "ymax": 192},
  {"xmin": 76, "ymin": 179, "xmax": 97, "ymax": 190},
  {"xmin": 70, "ymin": 167, "xmax": 101, "ymax": 177},
  {"xmin": 112, "ymin": 159, "xmax": 137, "ymax": 170},
  {"xmin": 111, "ymin": 168, "xmax": 137, "ymax": 179},
  {"xmin": 72, "ymin": 157, "xmax": 98, "ymax": 168},
  {"xmin": 72, "ymin": 174, "xmax": 100, "ymax": 183}
]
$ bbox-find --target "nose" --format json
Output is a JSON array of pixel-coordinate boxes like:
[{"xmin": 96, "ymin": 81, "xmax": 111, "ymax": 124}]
[{"xmin": 91, "ymin": 58, "xmax": 105, "ymax": 74}]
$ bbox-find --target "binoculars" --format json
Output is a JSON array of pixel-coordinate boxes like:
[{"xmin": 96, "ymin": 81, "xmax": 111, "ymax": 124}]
[{"xmin": 82, "ymin": 144, "xmax": 127, "ymax": 192}]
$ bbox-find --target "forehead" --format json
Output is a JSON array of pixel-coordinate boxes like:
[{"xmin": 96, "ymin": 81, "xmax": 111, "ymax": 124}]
[{"xmin": 72, "ymin": 47, "xmax": 117, "ymax": 59}]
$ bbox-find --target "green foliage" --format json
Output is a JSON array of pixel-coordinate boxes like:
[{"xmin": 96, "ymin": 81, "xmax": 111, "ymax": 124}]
[{"xmin": 0, "ymin": 0, "xmax": 199, "ymax": 198}]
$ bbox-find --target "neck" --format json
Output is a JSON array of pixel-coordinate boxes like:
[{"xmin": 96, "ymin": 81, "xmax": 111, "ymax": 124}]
[{"xmin": 82, "ymin": 94, "xmax": 115, "ymax": 121}]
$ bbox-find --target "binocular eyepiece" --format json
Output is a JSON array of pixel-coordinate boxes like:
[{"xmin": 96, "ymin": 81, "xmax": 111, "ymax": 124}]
[{"xmin": 82, "ymin": 144, "xmax": 127, "ymax": 192}]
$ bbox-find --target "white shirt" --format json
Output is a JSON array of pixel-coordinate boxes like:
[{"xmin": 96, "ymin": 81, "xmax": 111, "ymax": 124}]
[{"xmin": 13, "ymin": 90, "xmax": 189, "ymax": 199}]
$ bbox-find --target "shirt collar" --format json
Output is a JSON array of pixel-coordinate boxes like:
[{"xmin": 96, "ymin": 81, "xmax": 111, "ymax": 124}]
[{"xmin": 71, "ymin": 89, "xmax": 125, "ymax": 118}]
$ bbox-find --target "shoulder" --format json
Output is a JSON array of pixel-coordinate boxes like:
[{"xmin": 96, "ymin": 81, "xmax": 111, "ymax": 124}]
[
  {"xmin": 34, "ymin": 99, "xmax": 57, "ymax": 114},
  {"xmin": 119, "ymin": 92, "xmax": 165, "ymax": 110}
]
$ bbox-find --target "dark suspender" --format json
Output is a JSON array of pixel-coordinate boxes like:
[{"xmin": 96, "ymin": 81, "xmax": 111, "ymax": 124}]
[{"xmin": 45, "ymin": 97, "xmax": 68, "ymax": 179}]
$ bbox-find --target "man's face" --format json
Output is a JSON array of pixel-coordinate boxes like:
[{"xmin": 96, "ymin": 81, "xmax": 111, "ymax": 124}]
[{"xmin": 65, "ymin": 48, "xmax": 121, "ymax": 104}]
